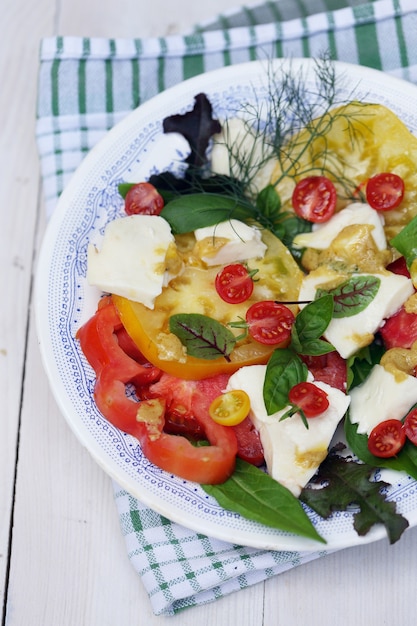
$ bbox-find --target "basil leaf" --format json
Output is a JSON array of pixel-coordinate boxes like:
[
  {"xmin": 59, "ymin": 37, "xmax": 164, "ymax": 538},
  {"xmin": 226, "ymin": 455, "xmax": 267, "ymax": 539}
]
[
  {"xmin": 390, "ymin": 215, "xmax": 417, "ymax": 268},
  {"xmin": 160, "ymin": 193, "xmax": 255, "ymax": 234},
  {"xmin": 202, "ymin": 458, "xmax": 325, "ymax": 543},
  {"xmin": 263, "ymin": 348, "xmax": 308, "ymax": 415},
  {"xmin": 290, "ymin": 295, "xmax": 335, "ymax": 355},
  {"xmin": 256, "ymin": 184, "xmax": 281, "ymax": 217},
  {"xmin": 118, "ymin": 182, "xmax": 134, "ymax": 199},
  {"xmin": 347, "ymin": 341, "xmax": 385, "ymax": 391},
  {"xmin": 316, "ymin": 275, "xmax": 380, "ymax": 318},
  {"xmin": 169, "ymin": 313, "xmax": 236, "ymax": 360}
]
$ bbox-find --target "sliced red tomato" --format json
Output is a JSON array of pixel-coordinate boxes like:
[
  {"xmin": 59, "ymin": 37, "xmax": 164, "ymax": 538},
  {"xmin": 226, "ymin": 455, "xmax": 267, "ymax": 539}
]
[
  {"xmin": 124, "ymin": 182, "xmax": 164, "ymax": 216},
  {"xmin": 300, "ymin": 351, "xmax": 347, "ymax": 392},
  {"xmin": 76, "ymin": 301, "xmax": 237, "ymax": 484},
  {"xmin": 215, "ymin": 263, "xmax": 255, "ymax": 304},
  {"xmin": 379, "ymin": 306, "xmax": 417, "ymax": 349},
  {"xmin": 231, "ymin": 416, "xmax": 264, "ymax": 466},
  {"xmin": 404, "ymin": 408, "xmax": 417, "ymax": 446},
  {"xmin": 367, "ymin": 419, "xmax": 406, "ymax": 458},
  {"xmin": 288, "ymin": 381, "xmax": 329, "ymax": 417},
  {"xmin": 245, "ymin": 300, "xmax": 295, "ymax": 345},
  {"xmin": 366, "ymin": 172, "xmax": 405, "ymax": 211},
  {"xmin": 292, "ymin": 175, "xmax": 337, "ymax": 223},
  {"xmin": 147, "ymin": 371, "xmax": 263, "ymax": 464}
]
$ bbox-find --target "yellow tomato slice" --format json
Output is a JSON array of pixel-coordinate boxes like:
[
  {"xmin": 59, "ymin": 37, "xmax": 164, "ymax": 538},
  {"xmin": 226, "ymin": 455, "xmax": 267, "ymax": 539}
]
[
  {"xmin": 112, "ymin": 294, "xmax": 276, "ymax": 380},
  {"xmin": 271, "ymin": 102, "xmax": 417, "ymax": 238},
  {"xmin": 112, "ymin": 229, "xmax": 302, "ymax": 380},
  {"xmin": 209, "ymin": 390, "xmax": 251, "ymax": 426}
]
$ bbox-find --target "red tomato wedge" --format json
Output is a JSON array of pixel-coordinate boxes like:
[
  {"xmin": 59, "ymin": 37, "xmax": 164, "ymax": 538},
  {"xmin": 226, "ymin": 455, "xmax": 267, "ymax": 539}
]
[
  {"xmin": 124, "ymin": 182, "xmax": 164, "ymax": 216},
  {"xmin": 288, "ymin": 381, "xmax": 329, "ymax": 417},
  {"xmin": 76, "ymin": 300, "xmax": 238, "ymax": 484},
  {"xmin": 366, "ymin": 172, "xmax": 405, "ymax": 211},
  {"xmin": 367, "ymin": 419, "xmax": 406, "ymax": 458},
  {"xmin": 215, "ymin": 263, "xmax": 255, "ymax": 304},
  {"xmin": 292, "ymin": 175, "xmax": 337, "ymax": 223},
  {"xmin": 300, "ymin": 352, "xmax": 347, "ymax": 392},
  {"xmin": 379, "ymin": 306, "xmax": 417, "ymax": 350}
]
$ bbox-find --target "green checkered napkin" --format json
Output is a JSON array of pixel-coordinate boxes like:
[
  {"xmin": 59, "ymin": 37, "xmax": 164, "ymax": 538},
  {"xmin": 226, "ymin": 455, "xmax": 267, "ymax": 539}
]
[{"xmin": 36, "ymin": 0, "xmax": 417, "ymax": 615}]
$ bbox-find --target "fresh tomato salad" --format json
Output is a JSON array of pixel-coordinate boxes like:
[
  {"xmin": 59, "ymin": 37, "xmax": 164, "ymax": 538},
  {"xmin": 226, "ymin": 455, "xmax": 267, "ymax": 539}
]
[{"xmin": 76, "ymin": 85, "xmax": 417, "ymax": 541}]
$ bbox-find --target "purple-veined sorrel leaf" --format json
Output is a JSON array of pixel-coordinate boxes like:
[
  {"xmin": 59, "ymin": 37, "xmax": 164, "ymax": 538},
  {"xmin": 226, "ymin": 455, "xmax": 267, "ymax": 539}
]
[
  {"xmin": 316, "ymin": 275, "xmax": 380, "ymax": 318},
  {"xmin": 163, "ymin": 93, "xmax": 221, "ymax": 168},
  {"xmin": 169, "ymin": 313, "xmax": 236, "ymax": 361}
]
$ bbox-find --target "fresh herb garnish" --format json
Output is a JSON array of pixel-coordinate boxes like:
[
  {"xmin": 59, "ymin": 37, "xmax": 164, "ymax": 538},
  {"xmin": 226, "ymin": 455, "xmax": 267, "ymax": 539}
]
[
  {"xmin": 316, "ymin": 275, "xmax": 381, "ymax": 318},
  {"xmin": 169, "ymin": 313, "xmax": 236, "ymax": 361},
  {"xmin": 163, "ymin": 92, "xmax": 221, "ymax": 167},
  {"xmin": 263, "ymin": 349, "xmax": 308, "ymax": 415},
  {"xmin": 262, "ymin": 297, "xmax": 335, "ymax": 418},
  {"xmin": 290, "ymin": 294, "xmax": 335, "ymax": 355},
  {"xmin": 144, "ymin": 57, "xmax": 369, "ymax": 253},
  {"xmin": 390, "ymin": 214, "xmax": 417, "ymax": 270},
  {"xmin": 202, "ymin": 457, "xmax": 326, "ymax": 544},
  {"xmin": 160, "ymin": 192, "xmax": 255, "ymax": 234},
  {"xmin": 347, "ymin": 340, "xmax": 385, "ymax": 391},
  {"xmin": 300, "ymin": 448, "xmax": 409, "ymax": 544}
]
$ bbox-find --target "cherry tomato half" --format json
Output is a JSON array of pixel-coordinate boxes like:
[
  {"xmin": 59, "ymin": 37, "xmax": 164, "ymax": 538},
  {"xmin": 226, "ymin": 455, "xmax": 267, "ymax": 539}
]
[
  {"xmin": 365, "ymin": 172, "xmax": 405, "ymax": 211},
  {"xmin": 292, "ymin": 175, "xmax": 337, "ymax": 223},
  {"xmin": 404, "ymin": 408, "xmax": 417, "ymax": 446},
  {"xmin": 215, "ymin": 263, "xmax": 255, "ymax": 304},
  {"xmin": 288, "ymin": 382, "xmax": 329, "ymax": 417},
  {"xmin": 367, "ymin": 419, "xmax": 406, "ymax": 458},
  {"xmin": 209, "ymin": 389, "xmax": 251, "ymax": 426},
  {"xmin": 245, "ymin": 300, "xmax": 295, "ymax": 345},
  {"xmin": 124, "ymin": 182, "xmax": 164, "ymax": 216}
]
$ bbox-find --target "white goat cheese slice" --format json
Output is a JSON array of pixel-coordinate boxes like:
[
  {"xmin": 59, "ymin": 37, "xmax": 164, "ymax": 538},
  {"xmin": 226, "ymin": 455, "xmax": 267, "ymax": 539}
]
[
  {"xmin": 293, "ymin": 202, "xmax": 386, "ymax": 250},
  {"xmin": 298, "ymin": 269, "xmax": 414, "ymax": 359},
  {"xmin": 349, "ymin": 364, "xmax": 417, "ymax": 435},
  {"xmin": 87, "ymin": 215, "xmax": 174, "ymax": 309},
  {"xmin": 194, "ymin": 219, "xmax": 267, "ymax": 266},
  {"xmin": 227, "ymin": 365, "xmax": 350, "ymax": 497}
]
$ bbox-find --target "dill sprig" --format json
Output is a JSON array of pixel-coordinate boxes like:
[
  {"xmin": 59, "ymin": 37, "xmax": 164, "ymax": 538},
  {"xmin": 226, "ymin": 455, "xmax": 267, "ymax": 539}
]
[{"xmin": 147, "ymin": 56, "xmax": 377, "ymax": 255}]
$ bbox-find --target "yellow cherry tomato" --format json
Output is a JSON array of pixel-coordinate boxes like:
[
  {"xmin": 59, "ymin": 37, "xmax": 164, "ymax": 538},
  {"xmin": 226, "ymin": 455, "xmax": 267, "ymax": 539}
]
[{"xmin": 209, "ymin": 389, "xmax": 251, "ymax": 426}]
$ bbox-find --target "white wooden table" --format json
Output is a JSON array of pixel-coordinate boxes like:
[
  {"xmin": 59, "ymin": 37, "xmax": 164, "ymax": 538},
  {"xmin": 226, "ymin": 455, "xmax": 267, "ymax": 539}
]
[{"xmin": 1, "ymin": 0, "xmax": 416, "ymax": 623}]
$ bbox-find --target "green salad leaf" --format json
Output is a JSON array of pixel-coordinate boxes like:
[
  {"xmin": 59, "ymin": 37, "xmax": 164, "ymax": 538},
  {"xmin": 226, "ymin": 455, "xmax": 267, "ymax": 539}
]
[
  {"xmin": 263, "ymin": 348, "xmax": 308, "ymax": 415},
  {"xmin": 390, "ymin": 214, "xmax": 417, "ymax": 269},
  {"xmin": 169, "ymin": 313, "xmax": 236, "ymax": 361},
  {"xmin": 160, "ymin": 193, "xmax": 255, "ymax": 234},
  {"xmin": 300, "ymin": 451, "xmax": 409, "ymax": 545},
  {"xmin": 203, "ymin": 458, "xmax": 326, "ymax": 544},
  {"xmin": 290, "ymin": 295, "xmax": 335, "ymax": 355},
  {"xmin": 316, "ymin": 275, "xmax": 381, "ymax": 318}
]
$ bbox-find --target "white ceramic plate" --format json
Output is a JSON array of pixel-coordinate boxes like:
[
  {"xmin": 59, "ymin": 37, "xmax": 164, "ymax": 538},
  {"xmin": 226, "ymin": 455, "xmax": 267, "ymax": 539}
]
[{"xmin": 36, "ymin": 58, "xmax": 417, "ymax": 552}]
